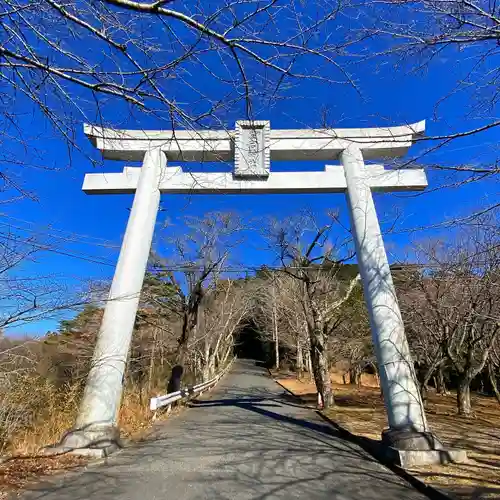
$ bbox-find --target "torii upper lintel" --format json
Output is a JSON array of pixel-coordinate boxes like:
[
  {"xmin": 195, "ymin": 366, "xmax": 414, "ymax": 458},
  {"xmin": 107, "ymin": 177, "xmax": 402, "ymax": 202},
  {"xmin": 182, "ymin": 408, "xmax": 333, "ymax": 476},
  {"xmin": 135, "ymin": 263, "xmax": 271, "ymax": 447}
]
[{"xmin": 84, "ymin": 120, "xmax": 425, "ymax": 162}]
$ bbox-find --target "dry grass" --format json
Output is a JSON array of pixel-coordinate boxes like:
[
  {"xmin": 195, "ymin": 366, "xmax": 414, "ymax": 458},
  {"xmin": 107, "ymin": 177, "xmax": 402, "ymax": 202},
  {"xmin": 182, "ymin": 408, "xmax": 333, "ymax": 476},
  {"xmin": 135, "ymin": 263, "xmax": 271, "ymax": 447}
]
[
  {"xmin": 8, "ymin": 380, "xmax": 82, "ymax": 456},
  {"xmin": 277, "ymin": 372, "xmax": 500, "ymax": 500},
  {"xmin": 8, "ymin": 382, "xmax": 167, "ymax": 454},
  {"xmin": 0, "ymin": 381, "xmax": 173, "ymax": 498},
  {"xmin": 119, "ymin": 385, "xmax": 172, "ymax": 440}
]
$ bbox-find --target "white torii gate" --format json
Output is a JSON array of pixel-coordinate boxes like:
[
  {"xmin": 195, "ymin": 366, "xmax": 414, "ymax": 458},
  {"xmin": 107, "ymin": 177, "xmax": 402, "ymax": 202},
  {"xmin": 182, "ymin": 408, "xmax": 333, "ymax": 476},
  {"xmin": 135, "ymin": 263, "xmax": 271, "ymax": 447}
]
[{"xmin": 60, "ymin": 120, "xmax": 447, "ymax": 460}]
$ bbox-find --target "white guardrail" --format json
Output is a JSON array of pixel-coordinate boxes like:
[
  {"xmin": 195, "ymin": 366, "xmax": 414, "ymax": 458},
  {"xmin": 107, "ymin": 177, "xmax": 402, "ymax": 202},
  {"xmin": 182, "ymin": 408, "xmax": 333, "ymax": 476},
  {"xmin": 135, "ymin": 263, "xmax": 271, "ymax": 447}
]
[{"xmin": 149, "ymin": 357, "xmax": 235, "ymax": 412}]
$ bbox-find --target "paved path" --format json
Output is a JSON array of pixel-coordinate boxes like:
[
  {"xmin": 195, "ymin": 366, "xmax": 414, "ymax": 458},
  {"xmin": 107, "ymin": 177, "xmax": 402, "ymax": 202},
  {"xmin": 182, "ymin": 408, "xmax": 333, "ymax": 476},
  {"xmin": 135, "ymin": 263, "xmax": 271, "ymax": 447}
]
[{"xmin": 22, "ymin": 360, "xmax": 428, "ymax": 500}]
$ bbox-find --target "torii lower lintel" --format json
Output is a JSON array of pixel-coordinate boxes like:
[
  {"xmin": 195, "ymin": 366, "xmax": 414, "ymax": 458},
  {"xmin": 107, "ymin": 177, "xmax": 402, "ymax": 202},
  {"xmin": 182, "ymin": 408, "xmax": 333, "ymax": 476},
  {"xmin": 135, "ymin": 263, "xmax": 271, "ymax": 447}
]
[{"xmin": 82, "ymin": 165, "xmax": 428, "ymax": 195}]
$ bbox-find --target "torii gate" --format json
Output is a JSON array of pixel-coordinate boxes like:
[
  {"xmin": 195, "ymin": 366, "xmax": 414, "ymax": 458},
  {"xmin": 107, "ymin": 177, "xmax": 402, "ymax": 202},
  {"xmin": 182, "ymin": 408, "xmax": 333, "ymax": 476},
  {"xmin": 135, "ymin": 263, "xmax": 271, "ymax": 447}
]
[{"xmin": 60, "ymin": 120, "xmax": 450, "ymax": 462}]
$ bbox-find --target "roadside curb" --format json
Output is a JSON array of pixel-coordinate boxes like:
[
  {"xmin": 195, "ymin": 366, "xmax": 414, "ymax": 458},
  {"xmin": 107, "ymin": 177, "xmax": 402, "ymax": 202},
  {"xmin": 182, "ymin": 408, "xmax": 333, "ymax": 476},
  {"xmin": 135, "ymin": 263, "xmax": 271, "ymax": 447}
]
[
  {"xmin": 273, "ymin": 378, "xmax": 318, "ymax": 408},
  {"xmin": 273, "ymin": 376, "xmax": 301, "ymax": 398},
  {"xmin": 317, "ymin": 412, "xmax": 454, "ymax": 500}
]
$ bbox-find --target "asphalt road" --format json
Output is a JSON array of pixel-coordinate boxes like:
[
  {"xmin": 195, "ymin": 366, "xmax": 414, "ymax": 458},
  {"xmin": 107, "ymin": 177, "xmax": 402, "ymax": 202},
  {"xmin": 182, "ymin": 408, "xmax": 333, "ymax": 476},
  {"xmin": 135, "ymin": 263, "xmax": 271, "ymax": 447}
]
[{"xmin": 22, "ymin": 360, "xmax": 428, "ymax": 500}]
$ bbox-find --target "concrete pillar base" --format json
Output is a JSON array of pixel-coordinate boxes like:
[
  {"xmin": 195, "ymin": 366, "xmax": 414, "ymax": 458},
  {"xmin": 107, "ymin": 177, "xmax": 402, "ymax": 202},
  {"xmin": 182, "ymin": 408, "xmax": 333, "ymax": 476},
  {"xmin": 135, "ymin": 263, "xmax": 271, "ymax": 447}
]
[
  {"xmin": 43, "ymin": 424, "xmax": 122, "ymax": 458},
  {"xmin": 385, "ymin": 447, "xmax": 468, "ymax": 468},
  {"xmin": 381, "ymin": 429, "xmax": 467, "ymax": 467},
  {"xmin": 382, "ymin": 428, "xmax": 444, "ymax": 451}
]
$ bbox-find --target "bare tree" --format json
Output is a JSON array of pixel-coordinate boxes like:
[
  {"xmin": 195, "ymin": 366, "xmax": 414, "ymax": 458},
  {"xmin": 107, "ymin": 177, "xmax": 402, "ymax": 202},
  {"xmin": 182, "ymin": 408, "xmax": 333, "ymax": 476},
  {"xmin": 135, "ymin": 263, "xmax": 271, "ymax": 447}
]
[
  {"xmin": 400, "ymin": 218, "xmax": 500, "ymax": 415},
  {"xmin": 150, "ymin": 212, "xmax": 245, "ymax": 367},
  {"xmin": 253, "ymin": 271, "xmax": 299, "ymax": 370},
  {"xmin": 0, "ymin": 224, "xmax": 87, "ymax": 330},
  {"xmin": 194, "ymin": 278, "xmax": 252, "ymax": 381},
  {"xmin": 487, "ymin": 338, "xmax": 500, "ymax": 404},
  {"xmin": 334, "ymin": 287, "xmax": 373, "ymax": 386},
  {"xmin": 399, "ymin": 270, "xmax": 450, "ymax": 398},
  {"xmin": 267, "ymin": 213, "xmax": 360, "ymax": 408},
  {"xmin": 355, "ymin": 0, "xmax": 500, "ymax": 211},
  {"xmin": 0, "ymin": 0, "xmax": 359, "ymax": 200}
]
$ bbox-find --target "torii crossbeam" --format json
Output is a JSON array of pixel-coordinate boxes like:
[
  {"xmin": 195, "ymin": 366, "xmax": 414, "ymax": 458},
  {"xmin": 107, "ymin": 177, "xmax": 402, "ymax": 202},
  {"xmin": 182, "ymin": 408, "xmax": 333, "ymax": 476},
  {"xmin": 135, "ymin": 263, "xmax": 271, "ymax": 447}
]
[
  {"xmin": 83, "ymin": 164, "xmax": 427, "ymax": 195},
  {"xmin": 60, "ymin": 120, "xmax": 454, "ymax": 465}
]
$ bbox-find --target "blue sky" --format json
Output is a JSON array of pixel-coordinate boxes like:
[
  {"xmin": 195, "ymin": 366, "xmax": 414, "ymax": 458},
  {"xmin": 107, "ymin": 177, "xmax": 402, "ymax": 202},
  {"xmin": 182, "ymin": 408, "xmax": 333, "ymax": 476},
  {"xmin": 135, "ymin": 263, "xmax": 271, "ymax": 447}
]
[{"xmin": 2, "ymin": 2, "xmax": 498, "ymax": 336}]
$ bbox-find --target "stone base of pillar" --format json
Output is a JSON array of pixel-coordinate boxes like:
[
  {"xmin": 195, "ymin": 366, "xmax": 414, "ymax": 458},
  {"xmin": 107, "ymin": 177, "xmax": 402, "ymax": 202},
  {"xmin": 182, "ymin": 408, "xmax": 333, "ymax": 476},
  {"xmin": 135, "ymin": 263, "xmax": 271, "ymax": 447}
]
[
  {"xmin": 42, "ymin": 424, "xmax": 123, "ymax": 459},
  {"xmin": 382, "ymin": 428, "xmax": 444, "ymax": 451},
  {"xmin": 381, "ymin": 429, "xmax": 467, "ymax": 468}
]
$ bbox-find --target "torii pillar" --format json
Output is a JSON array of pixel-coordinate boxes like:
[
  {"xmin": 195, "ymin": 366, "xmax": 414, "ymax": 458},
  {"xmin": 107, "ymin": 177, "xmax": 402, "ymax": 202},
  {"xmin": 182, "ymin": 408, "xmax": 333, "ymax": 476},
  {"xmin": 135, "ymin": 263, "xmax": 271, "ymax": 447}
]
[{"xmin": 56, "ymin": 121, "xmax": 466, "ymax": 466}]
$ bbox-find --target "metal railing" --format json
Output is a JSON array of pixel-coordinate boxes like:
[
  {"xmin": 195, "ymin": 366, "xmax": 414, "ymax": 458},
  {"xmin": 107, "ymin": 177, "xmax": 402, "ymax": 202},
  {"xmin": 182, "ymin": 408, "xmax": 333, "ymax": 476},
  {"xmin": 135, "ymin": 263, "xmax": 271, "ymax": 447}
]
[{"xmin": 149, "ymin": 357, "xmax": 235, "ymax": 412}]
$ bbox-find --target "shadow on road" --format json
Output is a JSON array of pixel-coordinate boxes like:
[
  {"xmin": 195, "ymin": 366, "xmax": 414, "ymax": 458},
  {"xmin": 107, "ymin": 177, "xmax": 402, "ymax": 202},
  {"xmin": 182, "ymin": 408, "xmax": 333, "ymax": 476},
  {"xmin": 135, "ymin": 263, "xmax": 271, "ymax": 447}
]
[{"xmin": 21, "ymin": 360, "xmax": 433, "ymax": 500}]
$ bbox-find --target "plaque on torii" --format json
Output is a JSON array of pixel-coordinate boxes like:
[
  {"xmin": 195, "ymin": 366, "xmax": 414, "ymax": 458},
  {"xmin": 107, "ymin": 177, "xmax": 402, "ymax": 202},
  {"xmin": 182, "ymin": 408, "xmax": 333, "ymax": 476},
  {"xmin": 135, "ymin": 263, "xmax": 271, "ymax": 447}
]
[{"xmin": 62, "ymin": 120, "xmax": 443, "ymax": 460}]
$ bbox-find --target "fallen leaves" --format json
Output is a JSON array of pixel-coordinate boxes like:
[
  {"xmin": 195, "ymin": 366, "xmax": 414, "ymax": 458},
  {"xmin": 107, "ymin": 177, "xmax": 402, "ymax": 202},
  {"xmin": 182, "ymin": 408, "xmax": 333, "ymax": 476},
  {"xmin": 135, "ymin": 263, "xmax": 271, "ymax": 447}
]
[{"xmin": 0, "ymin": 454, "xmax": 87, "ymax": 498}]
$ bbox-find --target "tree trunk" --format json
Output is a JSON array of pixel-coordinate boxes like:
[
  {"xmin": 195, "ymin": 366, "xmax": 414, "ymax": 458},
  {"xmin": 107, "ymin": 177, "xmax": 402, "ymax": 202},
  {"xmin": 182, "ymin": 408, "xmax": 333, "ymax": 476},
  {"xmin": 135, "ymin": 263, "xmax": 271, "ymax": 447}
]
[
  {"xmin": 348, "ymin": 365, "xmax": 361, "ymax": 386},
  {"xmin": 207, "ymin": 350, "xmax": 216, "ymax": 380},
  {"xmin": 296, "ymin": 339, "xmax": 304, "ymax": 376},
  {"xmin": 193, "ymin": 351, "xmax": 202, "ymax": 380},
  {"xmin": 202, "ymin": 363, "xmax": 210, "ymax": 382},
  {"xmin": 371, "ymin": 363, "xmax": 380, "ymax": 388},
  {"xmin": 203, "ymin": 367, "xmax": 211, "ymax": 382},
  {"xmin": 273, "ymin": 320, "xmax": 280, "ymax": 370},
  {"xmin": 305, "ymin": 347, "xmax": 313, "ymax": 379},
  {"xmin": 418, "ymin": 366, "xmax": 433, "ymax": 407},
  {"xmin": 221, "ymin": 342, "xmax": 231, "ymax": 365},
  {"xmin": 215, "ymin": 351, "xmax": 221, "ymax": 369},
  {"xmin": 201, "ymin": 339, "xmax": 211, "ymax": 382},
  {"xmin": 178, "ymin": 297, "xmax": 203, "ymax": 365},
  {"xmin": 457, "ymin": 377, "xmax": 472, "ymax": 416},
  {"xmin": 147, "ymin": 329, "xmax": 156, "ymax": 395},
  {"xmin": 272, "ymin": 283, "xmax": 279, "ymax": 369},
  {"xmin": 487, "ymin": 363, "xmax": 500, "ymax": 405},
  {"xmin": 309, "ymin": 328, "xmax": 334, "ymax": 409},
  {"xmin": 274, "ymin": 336, "xmax": 279, "ymax": 370},
  {"xmin": 436, "ymin": 365, "xmax": 448, "ymax": 395}
]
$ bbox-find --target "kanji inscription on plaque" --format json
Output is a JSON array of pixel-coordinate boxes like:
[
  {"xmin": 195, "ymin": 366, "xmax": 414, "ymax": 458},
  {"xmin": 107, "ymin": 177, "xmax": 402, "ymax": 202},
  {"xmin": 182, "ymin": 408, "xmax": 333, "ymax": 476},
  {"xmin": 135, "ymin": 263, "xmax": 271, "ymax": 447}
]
[{"xmin": 234, "ymin": 120, "xmax": 270, "ymax": 178}]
